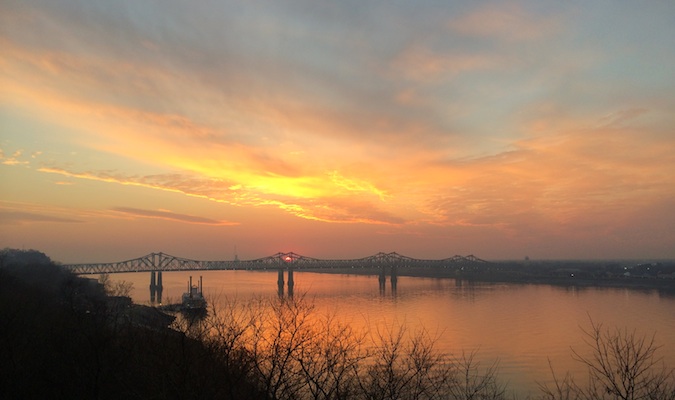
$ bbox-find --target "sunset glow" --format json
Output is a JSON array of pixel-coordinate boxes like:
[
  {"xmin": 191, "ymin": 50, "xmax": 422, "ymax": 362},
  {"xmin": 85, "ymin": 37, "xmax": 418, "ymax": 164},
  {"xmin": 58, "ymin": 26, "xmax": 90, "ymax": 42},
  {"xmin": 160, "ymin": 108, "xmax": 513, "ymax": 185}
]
[{"xmin": 1, "ymin": 1, "xmax": 674, "ymax": 262}]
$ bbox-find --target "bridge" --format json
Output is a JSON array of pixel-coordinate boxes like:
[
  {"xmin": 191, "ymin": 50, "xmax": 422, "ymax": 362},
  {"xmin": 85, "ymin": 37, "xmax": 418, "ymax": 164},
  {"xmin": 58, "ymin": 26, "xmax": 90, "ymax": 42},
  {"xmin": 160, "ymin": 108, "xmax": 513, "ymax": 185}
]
[
  {"xmin": 62, "ymin": 251, "xmax": 488, "ymax": 274},
  {"xmin": 62, "ymin": 251, "xmax": 489, "ymax": 297}
]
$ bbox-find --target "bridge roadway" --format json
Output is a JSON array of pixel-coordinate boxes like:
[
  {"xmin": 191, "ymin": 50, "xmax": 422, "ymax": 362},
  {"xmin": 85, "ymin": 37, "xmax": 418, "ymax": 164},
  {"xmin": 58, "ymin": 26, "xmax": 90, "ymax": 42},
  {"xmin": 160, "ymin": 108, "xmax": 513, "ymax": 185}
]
[{"xmin": 61, "ymin": 251, "xmax": 488, "ymax": 275}]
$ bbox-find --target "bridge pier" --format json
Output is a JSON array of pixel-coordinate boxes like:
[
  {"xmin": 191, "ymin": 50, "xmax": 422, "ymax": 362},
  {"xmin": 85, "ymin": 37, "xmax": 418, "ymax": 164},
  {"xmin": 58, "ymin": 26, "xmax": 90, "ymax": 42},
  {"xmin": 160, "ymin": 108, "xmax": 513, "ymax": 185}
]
[
  {"xmin": 390, "ymin": 265, "xmax": 397, "ymax": 294},
  {"xmin": 287, "ymin": 267, "xmax": 294, "ymax": 297},
  {"xmin": 277, "ymin": 267, "xmax": 294, "ymax": 297},
  {"xmin": 149, "ymin": 271, "xmax": 164, "ymax": 303},
  {"xmin": 379, "ymin": 266, "xmax": 386, "ymax": 292},
  {"xmin": 378, "ymin": 264, "xmax": 398, "ymax": 294},
  {"xmin": 277, "ymin": 268, "xmax": 285, "ymax": 286},
  {"xmin": 150, "ymin": 271, "xmax": 156, "ymax": 302},
  {"xmin": 157, "ymin": 271, "xmax": 163, "ymax": 303}
]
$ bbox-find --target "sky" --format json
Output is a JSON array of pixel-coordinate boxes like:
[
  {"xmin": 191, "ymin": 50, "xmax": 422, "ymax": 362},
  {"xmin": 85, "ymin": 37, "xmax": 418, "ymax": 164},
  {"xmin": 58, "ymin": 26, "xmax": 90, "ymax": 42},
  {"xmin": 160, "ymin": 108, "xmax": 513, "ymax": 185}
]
[{"xmin": 1, "ymin": 0, "xmax": 674, "ymax": 263}]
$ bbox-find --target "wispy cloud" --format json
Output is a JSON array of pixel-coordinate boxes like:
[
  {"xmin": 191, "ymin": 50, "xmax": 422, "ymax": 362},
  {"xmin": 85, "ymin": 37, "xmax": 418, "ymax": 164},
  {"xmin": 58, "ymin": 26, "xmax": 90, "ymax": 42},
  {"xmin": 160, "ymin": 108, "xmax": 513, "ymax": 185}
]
[
  {"xmin": 37, "ymin": 167, "xmax": 239, "ymax": 203},
  {"xmin": 0, "ymin": 149, "xmax": 29, "ymax": 166},
  {"xmin": 0, "ymin": 211, "xmax": 83, "ymax": 224},
  {"xmin": 596, "ymin": 108, "xmax": 649, "ymax": 129},
  {"xmin": 111, "ymin": 207, "xmax": 237, "ymax": 226},
  {"xmin": 37, "ymin": 166, "xmax": 399, "ymax": 224},
  {"xmin": 391, "ymin": 45, "xmax": 501, "ymax": 82},
  {"xmin": 449, "ymin": 3, "xmax": 564, "ymax": 42}
]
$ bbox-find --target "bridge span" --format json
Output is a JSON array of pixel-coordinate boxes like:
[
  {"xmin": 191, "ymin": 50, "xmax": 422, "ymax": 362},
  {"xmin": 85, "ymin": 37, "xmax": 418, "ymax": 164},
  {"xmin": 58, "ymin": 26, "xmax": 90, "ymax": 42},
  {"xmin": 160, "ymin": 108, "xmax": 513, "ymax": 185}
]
[
  {"xmin": 62, "ymin": 251, "xmax": 488, "ymax": 275},
  {"xmin": 63, "ymin": 252, "xmax": 489, "ymax": 297}
]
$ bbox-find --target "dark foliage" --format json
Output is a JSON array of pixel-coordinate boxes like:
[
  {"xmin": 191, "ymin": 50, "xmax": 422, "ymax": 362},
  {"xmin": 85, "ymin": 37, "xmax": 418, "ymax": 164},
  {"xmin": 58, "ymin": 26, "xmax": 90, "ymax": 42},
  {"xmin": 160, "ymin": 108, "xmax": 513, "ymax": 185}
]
[{"xmin": 0, "ymin": 248, "xmax": 267, "ymax": 400}]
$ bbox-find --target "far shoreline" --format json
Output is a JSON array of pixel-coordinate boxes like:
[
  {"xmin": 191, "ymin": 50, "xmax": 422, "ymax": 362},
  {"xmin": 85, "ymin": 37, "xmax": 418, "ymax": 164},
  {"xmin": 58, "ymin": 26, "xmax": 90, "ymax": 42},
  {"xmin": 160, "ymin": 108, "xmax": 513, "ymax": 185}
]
[{"xmin": 298, "ymin": 263, "xmax": 675, "ymax": 294}]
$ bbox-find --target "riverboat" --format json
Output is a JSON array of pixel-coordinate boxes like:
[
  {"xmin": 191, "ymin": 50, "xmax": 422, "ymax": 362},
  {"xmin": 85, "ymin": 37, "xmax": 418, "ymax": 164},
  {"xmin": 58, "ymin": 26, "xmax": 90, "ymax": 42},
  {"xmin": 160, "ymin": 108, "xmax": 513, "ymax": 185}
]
[{"xmin": 182, "ymin": 276, "xmax": 207, "ymax": 310}]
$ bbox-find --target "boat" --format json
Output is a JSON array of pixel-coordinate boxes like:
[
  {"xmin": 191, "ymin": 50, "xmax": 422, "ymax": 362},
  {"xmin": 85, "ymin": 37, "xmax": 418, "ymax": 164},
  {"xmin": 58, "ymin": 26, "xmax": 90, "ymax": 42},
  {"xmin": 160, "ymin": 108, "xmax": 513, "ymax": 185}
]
[{"xmin": 182, "ymin": 275, "xmax": 207, "ymax": 310}]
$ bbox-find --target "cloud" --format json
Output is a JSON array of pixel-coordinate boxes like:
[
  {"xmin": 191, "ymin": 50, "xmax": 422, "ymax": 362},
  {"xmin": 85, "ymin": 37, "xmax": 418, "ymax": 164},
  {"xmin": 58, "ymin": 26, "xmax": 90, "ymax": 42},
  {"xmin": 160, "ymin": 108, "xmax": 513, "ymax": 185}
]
[
  {"xmin": 0, "ymin": 149, "xmax": 30, "ymax": 166},
  {"xmin": 33, "ymin": 104, "xmax": 675, "ymax": 234},
  {"xmin": 111, "ymin": 207, "xmax": 237, "ymax": 226},
  {"xmin": 390, "ymin": 45, "xmax": 501, "ymax": 82},
  {"xmin": 0, "ymin": 1, "xmax": 475, "ymax": 159},
  {"xmin": 37, "ymin": 166, "xmax": 400, "ymax": 224},
  {"xmin": 418, "ymin": 125, "xmax": 675, "ymax": 244},
  {"xmin": 276, "ymin": 197, "xmax": 406, "ymax": 225},
  {"xmin": 37, "ymin": 167, "xmax": 240, "ymax": 203},
  {"xmin": 596, "ymin": 108, "xmax": 649, "ymax": 129},
  {"xmin": 2, "ymin": 0, "xmax": 675, "ymax": 258},
  {"xmin": 0, "ymin": 211, "xmax": 83, "ymax": 224},
  {"xmin": 449, "ymin": 3, "xmax": 564, "ymax": 42}
]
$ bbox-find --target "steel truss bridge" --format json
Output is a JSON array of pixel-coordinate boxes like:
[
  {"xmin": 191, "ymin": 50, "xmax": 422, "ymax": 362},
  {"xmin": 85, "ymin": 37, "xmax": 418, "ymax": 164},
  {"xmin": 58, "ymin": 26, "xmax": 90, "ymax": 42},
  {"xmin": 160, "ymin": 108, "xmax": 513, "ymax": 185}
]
[{"xmin": 62, "ymin": 252, "xmax": 489, "ymax": 275}]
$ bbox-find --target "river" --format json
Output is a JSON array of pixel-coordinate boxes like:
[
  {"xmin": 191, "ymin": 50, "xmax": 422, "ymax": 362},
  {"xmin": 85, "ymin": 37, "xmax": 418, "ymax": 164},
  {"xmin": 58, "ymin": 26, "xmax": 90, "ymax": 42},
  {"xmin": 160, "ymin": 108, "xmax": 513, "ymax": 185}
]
[{"xmin": 103, "ymin": 270, "xmax": 675, "ymax": 398}]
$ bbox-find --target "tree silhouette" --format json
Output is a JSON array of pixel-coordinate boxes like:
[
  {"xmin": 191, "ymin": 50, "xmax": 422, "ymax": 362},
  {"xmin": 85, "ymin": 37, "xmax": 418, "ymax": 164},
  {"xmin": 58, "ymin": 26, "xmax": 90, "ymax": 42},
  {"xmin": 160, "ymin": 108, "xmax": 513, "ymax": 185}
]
[{"xmin": 540, "ymin": 319, "xmax": 675, "ymax": 400}]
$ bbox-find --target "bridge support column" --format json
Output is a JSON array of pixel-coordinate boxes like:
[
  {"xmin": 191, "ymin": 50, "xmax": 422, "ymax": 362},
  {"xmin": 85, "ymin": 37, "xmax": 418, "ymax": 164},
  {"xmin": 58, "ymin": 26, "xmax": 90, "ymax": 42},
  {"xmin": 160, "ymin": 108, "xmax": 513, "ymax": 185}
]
[
  {"xmin": 390, "ymin": 265, "xmax": 398, "ymax": 292},
  {"xmin": 277, "ymin": 268, "xmax": 295, "ymax": 297},
  {"xmin": 157, "ymin": 271, "xmax": 163, "ymax": 304},
  {"xmin": 278, "ymin": 269, "xmax": 285, "ymax": 296},
  {"xmin": 150, "ymin": 271, "xmax": 157, "ymax": 302},
  {"xmin": 150, "ymin": 271, "xmax": 164, "ymax": 304},
  {"xmin": 277, "ymin": 268, "xmax": 285, "ymax": 286},
  {"xmin": 287, "ymin": 267, "xmax": 294, "ymax": 297},
  {"xmin": 379, "ymin": 265, "xmax": 386, "ymax": 292}
]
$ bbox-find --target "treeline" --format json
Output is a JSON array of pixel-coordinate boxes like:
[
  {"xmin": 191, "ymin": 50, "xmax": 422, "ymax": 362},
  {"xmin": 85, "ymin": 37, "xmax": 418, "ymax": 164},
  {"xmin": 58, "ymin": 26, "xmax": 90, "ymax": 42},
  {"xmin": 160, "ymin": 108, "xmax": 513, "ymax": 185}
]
[
  {"xmin": 1, "ymin": 248, "xmax": 673, "ymax": 399},
  {"xmin": 439, "ymin": 260, "xmax": 675, "ymax": 291}
]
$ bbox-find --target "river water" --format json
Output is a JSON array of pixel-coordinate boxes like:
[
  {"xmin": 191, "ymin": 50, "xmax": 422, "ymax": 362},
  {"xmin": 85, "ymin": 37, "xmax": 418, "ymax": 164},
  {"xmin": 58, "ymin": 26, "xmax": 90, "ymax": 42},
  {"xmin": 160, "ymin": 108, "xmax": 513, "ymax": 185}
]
[{"xmin": 105, "ymin": 270, "xmax": 675, "ymax": 398}]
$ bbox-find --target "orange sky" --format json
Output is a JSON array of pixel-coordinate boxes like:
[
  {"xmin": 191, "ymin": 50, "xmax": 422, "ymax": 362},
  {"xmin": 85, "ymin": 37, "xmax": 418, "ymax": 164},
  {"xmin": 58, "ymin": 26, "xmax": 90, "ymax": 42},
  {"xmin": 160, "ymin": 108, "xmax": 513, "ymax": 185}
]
[{"xmin": 1, "ymin": 1, "xmax": 674, "ymax": 263}]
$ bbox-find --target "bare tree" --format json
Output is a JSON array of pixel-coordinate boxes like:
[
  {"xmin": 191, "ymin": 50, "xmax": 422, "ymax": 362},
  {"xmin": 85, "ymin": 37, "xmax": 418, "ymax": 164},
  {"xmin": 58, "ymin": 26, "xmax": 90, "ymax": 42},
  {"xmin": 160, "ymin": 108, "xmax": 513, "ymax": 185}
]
[
  {"xmin": 448, "ymin": 350, "xmax": 507, "ymax": 400},
  {"xmin": 99, "ymin": 273, "xmax": 134, "ymax": 297},
  {"xmin": 538, "ymin": 359, "xmax": 580, "ymax": 400},
  {"xmin": 539, "ymin": 319, "xmax": 675, "ymax": 400},
  {"xmin": 358, "ymin": 324, "xmax": 459, "ymax": 400},
  {"xmin": 246, "ymin": 295, "xmax": 317, "ymax": 400},
  {"xmin": 296, "ymin": 312, "xmax": 366, "ymax": 399},
  {"xmin": 206, "ymin": 295, "xmax": 257, "ymax": 355},
  {"xmin": 573, "ymin": 320, "xmax": 675, "ymax": 400}
]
